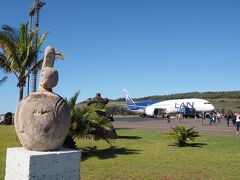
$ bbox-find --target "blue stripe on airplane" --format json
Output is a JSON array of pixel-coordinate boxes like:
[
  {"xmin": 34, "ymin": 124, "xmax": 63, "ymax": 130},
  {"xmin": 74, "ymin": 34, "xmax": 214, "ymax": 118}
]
[
  {"xmin": 134, "ymin": 100, "xmax": 162, "ymax": 107},
  {"xmin": 128, "ymin": 106, "xmax": 141, "ymax": 110}
]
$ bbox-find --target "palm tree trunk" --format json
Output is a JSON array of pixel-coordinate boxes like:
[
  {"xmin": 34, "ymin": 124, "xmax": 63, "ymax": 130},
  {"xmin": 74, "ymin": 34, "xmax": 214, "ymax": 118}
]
[
  {"xmin": 19, "ymin": 86, "xmax": 24, "ymax": 102},
  {"xmin": 32, "ymin": 71, "xmax": 37, "ymax": 93},
  {"xmin": 27, "ymin": 75, "xmax": 30, "ymax": 96}
]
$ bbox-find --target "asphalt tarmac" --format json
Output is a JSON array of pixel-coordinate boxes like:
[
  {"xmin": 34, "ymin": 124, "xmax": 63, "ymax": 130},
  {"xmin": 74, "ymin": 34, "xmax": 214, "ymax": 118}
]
[{"xmin": 113, "ymin": 117, "xmax": 238, "ymax": 136}]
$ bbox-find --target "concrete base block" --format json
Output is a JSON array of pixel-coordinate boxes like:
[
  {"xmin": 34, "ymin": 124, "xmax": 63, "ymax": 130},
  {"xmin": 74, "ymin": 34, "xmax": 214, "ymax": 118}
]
[{"xmin": 5, "ymin": 147, "xmax": 81, "ymax": 180}]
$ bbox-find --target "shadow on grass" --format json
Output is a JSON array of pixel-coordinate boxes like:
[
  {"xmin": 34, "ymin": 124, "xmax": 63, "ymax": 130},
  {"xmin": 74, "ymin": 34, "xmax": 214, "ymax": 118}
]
[
  {"xmin": 169, "ymin": 142, "xmax": 208, "ymax": 148},
  {"xmin": 117, "ymin": 135, "xmax": 142, "ymax": 140},
  {"xmin": 185, "ymin": 142, "xmax": 208, "ymax": 147},
  {"xmin": 81, "ymin": 146, "xmax": 141, "ymax": 161},
  {"xmin": 115, "ymin": 128, "xmax": 133, "ymax": 130}
]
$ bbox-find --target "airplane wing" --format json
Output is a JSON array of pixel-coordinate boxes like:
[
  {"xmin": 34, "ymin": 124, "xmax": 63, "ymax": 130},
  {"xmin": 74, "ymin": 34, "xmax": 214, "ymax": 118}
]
[
  {"xmin": 126, "ymin": 104, "xmax": 147, "ymax": 108},
  {"xmin": 124, "ymin": 104, "xmax": 146, "ymax": 110}
]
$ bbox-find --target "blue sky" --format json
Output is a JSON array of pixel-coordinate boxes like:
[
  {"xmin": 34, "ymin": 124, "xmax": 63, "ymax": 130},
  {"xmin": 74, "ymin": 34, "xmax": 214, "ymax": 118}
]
[{"xmin": 1, "ymin": 0, "xmax": 240, "ymax": 113}]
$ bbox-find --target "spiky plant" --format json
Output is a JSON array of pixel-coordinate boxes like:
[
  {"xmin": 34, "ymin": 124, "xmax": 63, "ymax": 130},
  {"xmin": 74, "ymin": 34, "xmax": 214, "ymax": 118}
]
[
  {"xmin": 168, "ymin": 126, "xmax": 200, "ymax": 147},
  {"xmin": 63, "ymin": 91, "xmax": 113, "ymax": 149}
]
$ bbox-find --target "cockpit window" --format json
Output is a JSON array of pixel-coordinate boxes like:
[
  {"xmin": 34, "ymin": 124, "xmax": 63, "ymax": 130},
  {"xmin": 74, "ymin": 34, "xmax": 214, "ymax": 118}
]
[{"xmin": 204, "ymin": 102, "xmax": 210, "ymax": 104}]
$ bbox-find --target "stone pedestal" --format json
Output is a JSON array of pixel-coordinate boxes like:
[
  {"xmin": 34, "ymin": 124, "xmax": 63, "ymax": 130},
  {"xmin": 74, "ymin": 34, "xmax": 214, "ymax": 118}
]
[{"xmin": 5, "ymin": 147, "xmax": 81, "ymax": 180}]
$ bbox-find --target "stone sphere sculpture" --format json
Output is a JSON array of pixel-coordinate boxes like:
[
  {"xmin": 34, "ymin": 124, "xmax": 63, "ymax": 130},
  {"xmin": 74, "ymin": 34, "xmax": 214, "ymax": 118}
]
[{"xmin": 15, "ymin": 46, "xmax": 71, "ymax": 151}]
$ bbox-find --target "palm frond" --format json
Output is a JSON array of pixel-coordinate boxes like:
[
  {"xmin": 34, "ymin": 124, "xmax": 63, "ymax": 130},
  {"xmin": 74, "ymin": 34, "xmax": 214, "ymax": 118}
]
[
  {"xmin": 0, "ymin": 76, "xmax": 7, "ymax": 86},
  {"xmin": 0, "ymin": 32, "xmax": 18, "ymax": 66},
  {"xmin": 1, "ymin": 24, "xmax": 19, "ymax": 42},
  {"xmin": 19, "ymin": 24, "xmax": 28, "ymax": 56},
  {"xmin": 37, "ymin": 31, "xmax": 49, "ymax": 47},
  {"xmin": 0, "ymin": 53, "xmax": 11, "ymax": 72},
  {"xmin": 67, "ymin": 90, "xmax": 80, "ymax": 114},
  {"xmin": 30, "ymin": 58, "xmax": 43, "ymax": 72}
]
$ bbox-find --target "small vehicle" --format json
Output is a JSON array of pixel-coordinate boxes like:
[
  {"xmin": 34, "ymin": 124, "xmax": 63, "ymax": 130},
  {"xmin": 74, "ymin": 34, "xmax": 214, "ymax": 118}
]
[
  {"xmin": 0, "ymin": 112, "xmax": 13, "ymax": 125},
  {"xmin": 0, "ymin": 117, "xmax": 4, "ymax": 124},
  {"xmin": 179, "ymin": 107, "xmax": 196, "ymax": 118}
]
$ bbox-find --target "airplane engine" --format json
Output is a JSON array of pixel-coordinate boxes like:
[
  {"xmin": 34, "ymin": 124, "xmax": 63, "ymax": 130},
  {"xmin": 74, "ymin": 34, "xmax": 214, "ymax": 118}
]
[{"xmin": 145, "ymin": 106, "xmax": 158, "ymax": 116}]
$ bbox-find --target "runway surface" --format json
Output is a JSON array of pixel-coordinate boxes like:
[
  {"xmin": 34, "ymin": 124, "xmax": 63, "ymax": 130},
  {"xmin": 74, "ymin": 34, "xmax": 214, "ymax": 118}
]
[{"xmin": 113, "ymin": 117, "xmax": 238, "ymax": 136}]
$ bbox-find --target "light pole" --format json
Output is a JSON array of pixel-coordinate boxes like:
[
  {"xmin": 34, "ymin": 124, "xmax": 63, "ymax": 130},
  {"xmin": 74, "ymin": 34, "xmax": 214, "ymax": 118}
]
[{"xmin": 29, "ymin": 0, "xmax": 45, "ymax": 93}]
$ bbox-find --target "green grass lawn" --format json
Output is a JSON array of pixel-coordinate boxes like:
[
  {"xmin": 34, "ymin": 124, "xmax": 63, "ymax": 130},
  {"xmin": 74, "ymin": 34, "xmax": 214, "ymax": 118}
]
[
  {"xmin": 210, "ymin": 98, "xmax": 240, "ymax": 112},
  {"xmin": 1, "ymin": 125, "xmax": 240, "ymax": 179}
]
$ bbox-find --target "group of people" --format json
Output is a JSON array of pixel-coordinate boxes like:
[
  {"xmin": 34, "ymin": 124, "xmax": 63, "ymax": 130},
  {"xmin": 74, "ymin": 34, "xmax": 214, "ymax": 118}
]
[
  {"xmin": 206, "ymin": 111, "xmax": 240, "ymax": 134},
  {"xmin": 207, "ymin": 112, "xmax": 220, "ymax": 125},
  {"xmin": 176, "ymin": 111, "xmax": 240, "ymax": 135},
  {"xmin": 226, "ymin": 112, "xmax": 240, "ymax": 134}
]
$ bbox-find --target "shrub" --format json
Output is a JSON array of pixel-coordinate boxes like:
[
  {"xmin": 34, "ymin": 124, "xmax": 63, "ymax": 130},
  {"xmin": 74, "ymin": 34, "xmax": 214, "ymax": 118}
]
[
  {"xmin": 168, "ymin": 126, "xmax": 200, "ymax": 147},
  {"xmin": 63, "ymin": 91, "xmax": 114, "ymax": 149}
]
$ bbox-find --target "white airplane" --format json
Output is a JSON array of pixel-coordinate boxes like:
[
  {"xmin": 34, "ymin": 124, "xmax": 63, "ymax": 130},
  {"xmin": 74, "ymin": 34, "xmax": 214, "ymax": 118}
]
[{"xmin": 124, "ymin": 89, "xmax": 215, "ymax": 117}]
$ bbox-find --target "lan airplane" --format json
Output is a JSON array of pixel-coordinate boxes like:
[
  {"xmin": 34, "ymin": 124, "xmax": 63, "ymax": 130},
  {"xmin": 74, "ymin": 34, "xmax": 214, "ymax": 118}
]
[{"xmin": 124, "ymin": 89, "xmax": 215, "ymax": 117}]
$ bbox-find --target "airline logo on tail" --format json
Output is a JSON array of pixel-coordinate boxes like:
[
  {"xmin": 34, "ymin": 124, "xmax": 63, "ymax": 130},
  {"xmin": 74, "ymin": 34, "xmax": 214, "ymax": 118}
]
[
  {"xmin": 124, "ymin": 89, "xmax": 135, "ymax": 105},
  {"xmin": 123, "ymin": 89, "xmax": 143, "ymax": 112}
]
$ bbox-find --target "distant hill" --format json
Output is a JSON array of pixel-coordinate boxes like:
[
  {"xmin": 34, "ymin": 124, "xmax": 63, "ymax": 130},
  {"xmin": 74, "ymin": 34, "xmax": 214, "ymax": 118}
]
[
  {"xmin": 115, "ymin": 91, "xmax": 240, "ymax": 102},
  {"xmin": 113, "ymin": 91, "xmax": 240, "ymax": 113},
  {"xmin": 78, "ymin": 91, "xmax": 240, "ymax": 115}
]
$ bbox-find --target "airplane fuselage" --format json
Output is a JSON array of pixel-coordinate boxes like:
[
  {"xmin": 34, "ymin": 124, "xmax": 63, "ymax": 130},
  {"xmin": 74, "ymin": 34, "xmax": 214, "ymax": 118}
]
[
  {"xmin": 144, "ymin": 99, "xmax": 214, "ymax": 116},
  {"xmin": 124, "ymin": 90, "xmax": 215, "ymax": 117},
  {"xmin": 149, "ymin": 99, "xmax": 213, "ymax": 113}
]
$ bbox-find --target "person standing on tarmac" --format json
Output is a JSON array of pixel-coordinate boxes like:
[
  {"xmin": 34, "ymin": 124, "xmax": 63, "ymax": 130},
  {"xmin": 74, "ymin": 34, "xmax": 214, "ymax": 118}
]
[
  {"xmin": 227, "ymin": 113, "xmax": 232, "ymax": 127},
  {"xmin": 235, "ymin": 112, "xmax": 240, "ymax": 135},
  {"xmin": 232, "ymin": 112, "xmax": 237, "ymax": 126}
]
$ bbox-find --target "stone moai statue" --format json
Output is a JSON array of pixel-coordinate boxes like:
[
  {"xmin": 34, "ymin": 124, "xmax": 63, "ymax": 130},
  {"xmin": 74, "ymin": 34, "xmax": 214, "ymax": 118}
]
[{"xmin": 15, "ymin": 46, "xmax": 71, "ymax": 151}]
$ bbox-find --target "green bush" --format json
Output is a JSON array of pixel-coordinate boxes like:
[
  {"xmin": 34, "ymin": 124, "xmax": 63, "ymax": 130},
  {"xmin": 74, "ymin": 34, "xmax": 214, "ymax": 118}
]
[
  {"xmin": 168, "ymin": 126, "xmax": 200, "ymax": 147},
  {"xmin": 63, "ymin": 91, "xmax": 113, "ymax": 149}
]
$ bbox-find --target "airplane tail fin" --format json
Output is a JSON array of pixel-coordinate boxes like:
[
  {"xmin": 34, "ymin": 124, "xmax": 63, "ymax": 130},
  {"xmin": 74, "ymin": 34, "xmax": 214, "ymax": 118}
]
[{"xmin": 123, "ymin": 89, "xmax": 136, "ymax": 106}]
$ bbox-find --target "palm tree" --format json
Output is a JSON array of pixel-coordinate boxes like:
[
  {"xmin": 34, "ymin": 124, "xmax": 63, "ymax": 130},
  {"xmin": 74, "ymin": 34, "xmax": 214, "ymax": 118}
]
[
  {"xmin": 168, "ymin": 126, "xmax": 200, "ymax": 147},
  {"xmin": 0, "ymin": 23, "xmax": 48, "ymax": 101},
  {"xmin": 64, "ymin": 91, "xmax": 114, "ymax": 149}
]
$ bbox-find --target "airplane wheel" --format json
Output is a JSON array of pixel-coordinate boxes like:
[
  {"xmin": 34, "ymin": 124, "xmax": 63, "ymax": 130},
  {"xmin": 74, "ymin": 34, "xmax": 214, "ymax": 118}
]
[{"xmin": 154, "ymin": 109, "xmax": 159, "ymax": 116}]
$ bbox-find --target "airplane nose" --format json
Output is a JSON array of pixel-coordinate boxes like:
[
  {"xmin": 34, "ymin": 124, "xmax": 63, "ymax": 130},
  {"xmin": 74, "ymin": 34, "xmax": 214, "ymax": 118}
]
[{"xmin": 210, "ymin": 104, "xmax": 214, "ymax": 111}]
